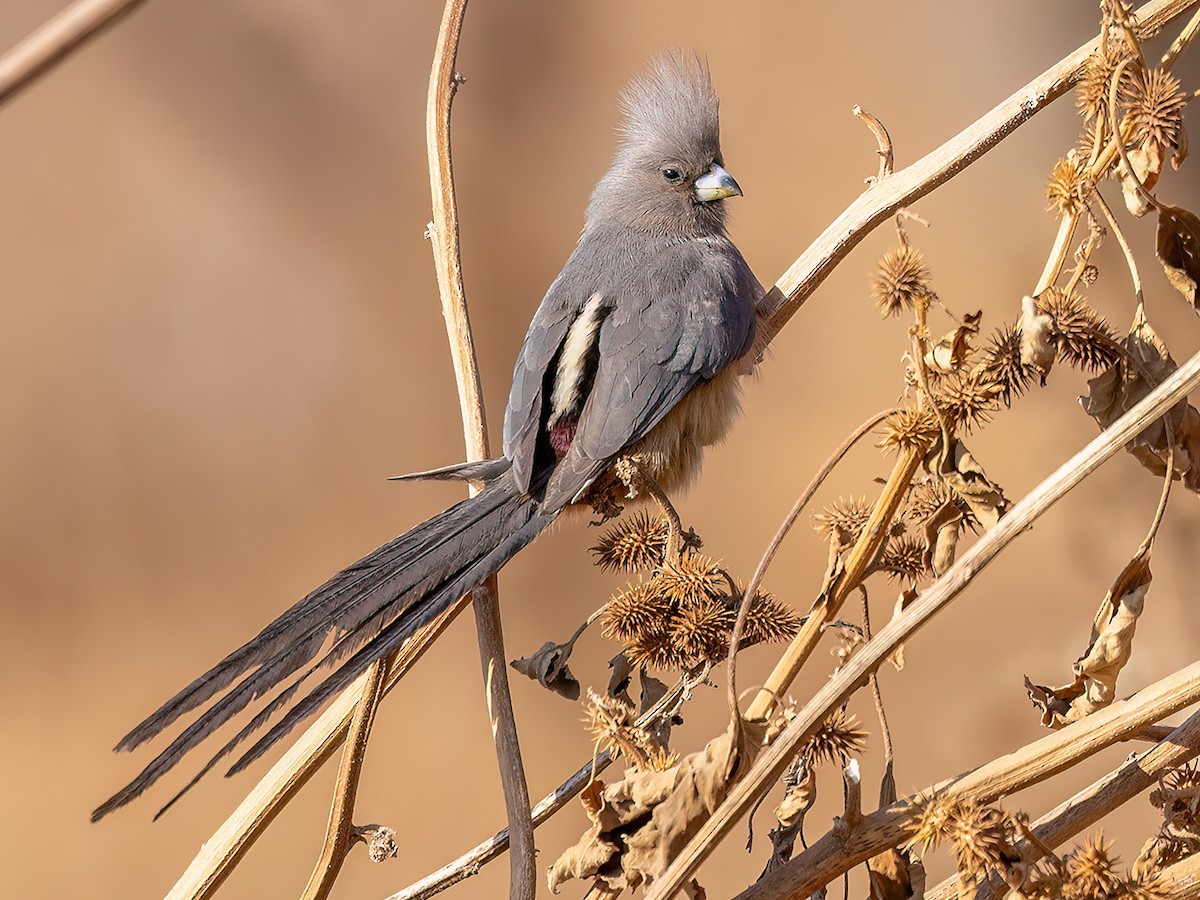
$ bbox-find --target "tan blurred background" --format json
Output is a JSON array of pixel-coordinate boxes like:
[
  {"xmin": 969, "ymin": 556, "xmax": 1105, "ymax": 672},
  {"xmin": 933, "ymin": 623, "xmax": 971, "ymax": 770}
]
[{"xmin": 2, "ymin": 1, "xmax": 1200, "ymax": 897}]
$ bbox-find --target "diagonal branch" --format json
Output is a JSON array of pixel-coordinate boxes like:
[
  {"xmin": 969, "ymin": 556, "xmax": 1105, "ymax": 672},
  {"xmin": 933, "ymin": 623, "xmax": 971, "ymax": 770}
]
[{"xmin": 0, "ymin": 0, "xmax": 150, "ymax": 108}]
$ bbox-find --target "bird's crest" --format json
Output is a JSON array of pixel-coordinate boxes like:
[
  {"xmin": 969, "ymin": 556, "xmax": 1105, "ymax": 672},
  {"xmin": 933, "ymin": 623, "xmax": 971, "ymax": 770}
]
[{"xmin": 617, "ymin": 50, "xmax": 721, "ymax": 162}]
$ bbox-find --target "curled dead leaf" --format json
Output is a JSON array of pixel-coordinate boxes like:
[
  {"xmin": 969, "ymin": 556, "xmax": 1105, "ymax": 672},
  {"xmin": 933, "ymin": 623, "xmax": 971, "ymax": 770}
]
[
  {"xmin": 1026, "ymin": 547, "xmax": 1153, "ymax": 727},
  {"xmin": 548, "ymin": 718, "xmax": 768, "ymax": 895},
  {"xmin": 1080, "ymin": 306, "xmax": 1200, "ymax": 492},
  {"xmin": 1115, "ymin": 140, "xmax": 1163, "ymax": 217},
  {"xmin": 511, "ymin": 639, "xmax": 581, "ymax": 701},
  {"xmin": 924, "ymin": 310, "xmax": 983, "ymax": 374},
  {"xmin": 1156, "ymin": 204, "xmax": 1200, "ymax": 310},
  {"xmin": 932, "ymin": 440, "xmax": 1009, "ymax": 530}
]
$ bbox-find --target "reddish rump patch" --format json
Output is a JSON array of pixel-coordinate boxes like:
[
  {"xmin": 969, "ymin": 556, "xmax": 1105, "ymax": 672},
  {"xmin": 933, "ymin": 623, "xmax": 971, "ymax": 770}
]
[{"xmin": 549, "ymin": 418, "xmax": 578, "ymax": 459}]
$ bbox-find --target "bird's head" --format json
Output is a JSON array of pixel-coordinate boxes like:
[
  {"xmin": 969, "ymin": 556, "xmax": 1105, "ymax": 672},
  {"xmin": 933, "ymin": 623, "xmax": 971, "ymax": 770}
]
[{"xmin": 587, "ymin": 51, "xmax": 742, "ymax": 238}]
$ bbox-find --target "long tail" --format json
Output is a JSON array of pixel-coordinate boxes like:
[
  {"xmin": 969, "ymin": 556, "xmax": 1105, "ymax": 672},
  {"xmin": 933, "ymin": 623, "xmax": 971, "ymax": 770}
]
[{"xmin": 93, "ymin": 464, "xmax": 556, "ymax": 821}]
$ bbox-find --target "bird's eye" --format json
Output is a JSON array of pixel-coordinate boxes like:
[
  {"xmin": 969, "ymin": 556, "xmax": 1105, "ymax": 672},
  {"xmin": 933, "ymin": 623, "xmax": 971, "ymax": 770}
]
[{"xmin": 662, "ymin": 167, "xmax": 683, "ymax": 182}]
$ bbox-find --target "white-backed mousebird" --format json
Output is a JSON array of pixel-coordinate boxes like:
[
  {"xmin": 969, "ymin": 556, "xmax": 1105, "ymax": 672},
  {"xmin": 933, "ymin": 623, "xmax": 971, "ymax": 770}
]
[{"xmin": 95, "ymin": 50, "xmax": 762, "ymax": 821}]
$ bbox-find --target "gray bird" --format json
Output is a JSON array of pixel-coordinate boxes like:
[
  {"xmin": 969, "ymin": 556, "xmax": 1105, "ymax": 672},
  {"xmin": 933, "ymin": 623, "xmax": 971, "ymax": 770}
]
[{"xmin": 95, "ymin": 50, "xmax": 761, "ymax": 820}]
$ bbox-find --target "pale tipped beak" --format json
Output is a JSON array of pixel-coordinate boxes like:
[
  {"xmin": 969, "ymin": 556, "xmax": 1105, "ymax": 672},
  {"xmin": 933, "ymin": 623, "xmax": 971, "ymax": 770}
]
[{"xmin": 692, "ymin": 164, "xmax": 742, "ymax": 202}]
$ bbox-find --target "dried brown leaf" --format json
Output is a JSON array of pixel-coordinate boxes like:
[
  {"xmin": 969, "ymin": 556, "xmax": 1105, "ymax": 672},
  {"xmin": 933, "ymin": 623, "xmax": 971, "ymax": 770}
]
[
  {"xmin": 933, "ymin": 440, "xmax": 1009, "ymax": 530},
  {"xmin": 1156, "ymin": 205, "xmax": 1200, "ymax": 311},
  {"xmin": 925, "ymin": 310, "xmax": 983, "ymax": 374},
  {"xmin": 1116, "ymin": 139, "xmax": 1164, "ymax": 217},
  {"xmin": 1026, "ymin": 547, "xmax": 1153, "ymax": 727},
  {"xmin": 1080, "ymin": 307, "xmax": 1200, "ymax": 492},
  {"xmin": 548, "ymin": 719, "xmax": 764, "ymax": 895},
  {"xmin": 511, "ymin": 639, "xmax": 581, "ymax": 700}
]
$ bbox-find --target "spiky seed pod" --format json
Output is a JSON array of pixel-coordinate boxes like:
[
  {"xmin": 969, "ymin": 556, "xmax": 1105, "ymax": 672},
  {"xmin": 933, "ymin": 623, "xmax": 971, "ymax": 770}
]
[
  {"xmin": 872, "ymin": 245, "xmax": 932, "ymax": 318},
  {"xmin": 1046, "ymin": 156, "xmax": 1091, "ymax": 217},
  {"xmin": 601, "ymin": 582, "xmax": 674, "ymax": 641},
  {"xmin": 1121, "ymin": 66, "xmax": 1189, "ymax": 150},
  {"xmin": 979, "ymin": 322, "xmax": 1035, "ymax": 407},
  {"xmin": 670, "ymin": 595, "xmax": 735, "ymax": 663},
  {"xmin": 1080, "ymin": 264, "xmax": 1100, "ymax": 286},
  {"xmin": 590, "ymin": 512, "xmax": 670, "ymax": 573},
  {"xmin": 1040, "ymin": 288, "xmax": 1123, "ymax": 371},
  {"xmin": 936, "ymin": 369, "xmax": 1003, "ymax": 432},
  {"xmin": 879, "ymin": 533, "xmax": 930, "ymax": 583},
  {"xmin": 1162, "ymin": 760, "xmax": 1200, "ymax": 792},
  {"xmin": 1077, "ymin": 43, "xmax": 1137, "ymax": 121},
  {"xmin": 904, "ymin": 479, "xmax": 979, "ymax": 532},
  {"xmin": 650, "ymin": 554, "xmax": 725, "ymax": 608},
  {"xmin": 813, "ymin": 496, "xmax": 873, "ymax": 543},
  {"xmin": 801, "ymin": 709, "xmax": 868, "ymax": 768},
  {"xmin": 1066, "ymin": 835, "xmax": 1123, "ymax": 898},
  {"xmin": 878, "ymin": 406, "xmax": 940, "ymax": 453},
  {"xmin": 1123, "ymin": 871, "xmax": 1168, "ymax": 900},
  {"xmin": 741, "ymin": 590, "xmax": 801, "ymax": 645},
  {"xmin": 947, "ymin": 804, "xmax": 1017, "ymax": 881},
  {"xmin": 906, "ymin": 793, "xmax": 958, "ymax": 856},
  {"xmin": 625, "ymin": 628, "xmax": 685, "ymax": 670},
  {"xmin": 1025, "ymin": 859, "xmax": 1066, "ymax": 900}
]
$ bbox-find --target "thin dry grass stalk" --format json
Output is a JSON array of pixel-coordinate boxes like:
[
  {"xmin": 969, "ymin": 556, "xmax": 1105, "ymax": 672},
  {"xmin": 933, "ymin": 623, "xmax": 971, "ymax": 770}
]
[
  {"xmin": 644, "ymin": 346, "xmax": 1200, "ymax": 899},
  {"xmin": 423, "ymin": 0, "xmax": 535, "ymax": 896}
]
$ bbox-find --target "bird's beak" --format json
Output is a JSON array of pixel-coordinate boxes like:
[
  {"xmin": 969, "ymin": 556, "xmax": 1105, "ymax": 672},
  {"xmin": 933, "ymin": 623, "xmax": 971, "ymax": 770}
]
[{"xmin": 693, "ymin": 164, "xmax": 742, "ymax": 202}]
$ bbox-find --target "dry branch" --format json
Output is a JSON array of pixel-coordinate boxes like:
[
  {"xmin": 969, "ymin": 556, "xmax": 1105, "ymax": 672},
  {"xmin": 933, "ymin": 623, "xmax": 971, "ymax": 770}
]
[
  {"xmin": 0, "ymin": 0, "xmax": 149, "ymax": 108},
  {"xmin": 423, "ymin": 0, "xmax": 535, "ymax": 896}
]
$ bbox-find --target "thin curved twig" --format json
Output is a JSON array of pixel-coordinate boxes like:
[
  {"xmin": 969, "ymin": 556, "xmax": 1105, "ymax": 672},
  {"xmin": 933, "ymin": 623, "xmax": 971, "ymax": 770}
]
[
  {"xmin": 301, "ymin": 659, "xmax": 390, "ymax": 900},
  {"xmin": 853, "ymin": 106, "xmax": 895, "ymax": 180},
  {"xmin": 727, "ymin": 408, "xmax": 894, "ymax": 722},
  {"xmin": 424, "ymin": 1, "xmax": 535, "ymax": 897},
  {"xmin": 0, "ymin": 0, "xmax": 150, "ymax": 108}
]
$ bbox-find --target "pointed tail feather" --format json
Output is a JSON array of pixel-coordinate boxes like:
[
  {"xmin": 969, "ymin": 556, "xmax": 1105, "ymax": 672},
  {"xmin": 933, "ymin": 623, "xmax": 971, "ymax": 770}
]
[{"xmin": 94, "ymin": 468, "xmax": 555, "ymax": 821}]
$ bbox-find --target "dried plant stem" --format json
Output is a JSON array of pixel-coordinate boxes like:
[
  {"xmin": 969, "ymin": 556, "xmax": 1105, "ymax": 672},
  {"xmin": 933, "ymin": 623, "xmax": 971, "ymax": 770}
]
[
  {"xmin": 755, "ymin": 0, "xmax": 1198, "ymax": 348},
  {"xmin": 643, "ymin": 346, "xmax": 1200, "ymax": 900},
  {"xmin": 1159, "ymin": 851, "xmax": 1200, "ymax": 898},
  {"xmin": 738, "ymin": 660, "xmax": 1200, "ymax": 900},
  {"xmin": 425, "ymin": 1, "xmax": 534, "ymax": 897},
  {"xmin": 852, "ymin": 106, "xmax": 895, "ymax": 180},
  {"xmin": 743, "ymin": 444, "xmax": 922, "ymax": 723},
  {"xmin": 0, "ymin": 0, "xmax": 149, "ymax": 108},
  {"xmin": 925, "ymin": 705, "xmax": 1200, "ymax": 900},
  {"xmin": 1034, "ymin": 213, "xmax": 1079, "ymax": 296},
  {"xmin": 728, "ymin": 409, "xmax": 894, "ymax": 720},
  {"xmin": 1161, "ymin": 4, "xmax": 1200, "ymax": 67},
  {"xmin": 301, "ymin": 659, "xmax": 389, "ymax": 900},
  {"xmin": 1095, "ymin": 188, "xmax": 1145, "ymax": 301},
  {"xmin": 165, "ymin": 603, "xmax": 467, "ymax": 900}
]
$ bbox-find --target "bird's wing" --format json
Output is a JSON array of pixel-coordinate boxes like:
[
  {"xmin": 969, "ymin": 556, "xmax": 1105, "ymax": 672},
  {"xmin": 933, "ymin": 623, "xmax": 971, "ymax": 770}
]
[
  {"xmin": 502, "ymin": 242, "xmax": 602, "ymax": 492},
  {"xmin": 542, "ymin": 238, "xmax": 756, "ymax": 508}
]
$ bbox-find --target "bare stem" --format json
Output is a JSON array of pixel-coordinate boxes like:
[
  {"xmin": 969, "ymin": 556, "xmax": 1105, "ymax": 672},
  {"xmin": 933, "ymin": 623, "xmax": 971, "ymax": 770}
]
[
  {"xmin": 424, "ymin": 1, "xmax": 534, "ymax": 897},
  {"xmin": 853, "ymin": 106, "xmax": 895, "ymax": 179},
  {"xmin": 727, "ymin": 409, "xmax": 894, "ymax": 721},
  {"xmin": 644, "ymin": 346, "xmax": 1200, "ymax": 899},
  {"xmin": 0, "ymin": 0, "xmax": 150, "ymax": 108},
  {"xmin": 1162, "ymin": 4, "xmax": 1200, "ymax": 67},
  {"xmin": 1034, "ymin": 213, "xmax": 1080, "ymax": 296},
  {"xmin": 301, "ymin": 659, "xmax": 390, "ymax": 900}
]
